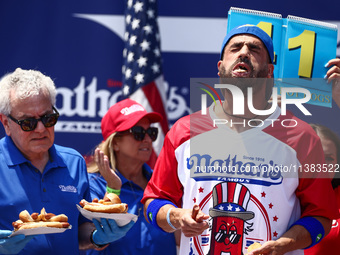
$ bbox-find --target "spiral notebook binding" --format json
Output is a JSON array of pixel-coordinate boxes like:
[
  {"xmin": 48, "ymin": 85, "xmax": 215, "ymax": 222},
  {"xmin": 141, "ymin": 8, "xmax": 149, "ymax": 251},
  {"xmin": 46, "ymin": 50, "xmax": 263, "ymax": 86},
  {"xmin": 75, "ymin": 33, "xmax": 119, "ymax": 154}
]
[
  {"xmin": 230, "ymin": 7, "xmax": 282, "ymax": 19},
  {"xmin": 287, "ymin": 15, "xmax": 338, "ymax": 31}
]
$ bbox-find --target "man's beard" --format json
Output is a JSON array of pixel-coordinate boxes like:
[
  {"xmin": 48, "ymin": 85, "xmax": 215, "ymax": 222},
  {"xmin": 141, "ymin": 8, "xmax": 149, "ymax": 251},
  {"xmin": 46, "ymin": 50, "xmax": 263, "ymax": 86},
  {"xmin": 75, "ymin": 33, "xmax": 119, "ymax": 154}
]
[{"xmin": 219, "ymin": 57, "xmax": 269, "ymax": 93}]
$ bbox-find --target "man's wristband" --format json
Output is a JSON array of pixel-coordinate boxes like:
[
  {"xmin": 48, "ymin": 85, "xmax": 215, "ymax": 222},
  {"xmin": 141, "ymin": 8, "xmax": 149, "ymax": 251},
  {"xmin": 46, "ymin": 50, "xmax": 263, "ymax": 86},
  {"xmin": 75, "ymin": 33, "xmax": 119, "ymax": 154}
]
[
  {"xmin": 90, "ymin": 230, "xmax": 110, "ymax": 250},
  {"xmin": 290, "ymin": 216, "xmax": 325, "ymax": 249},
  {"xmin": 166, "ymin": 207, "xmax": 177, "ymax": 230},
  {"xmin": 106, "ymin": 186, "xmax": 121, "ymax": 195},
  {"xmin": 146, "ymin": 199, "xmax": 177, "ymax": 232}
]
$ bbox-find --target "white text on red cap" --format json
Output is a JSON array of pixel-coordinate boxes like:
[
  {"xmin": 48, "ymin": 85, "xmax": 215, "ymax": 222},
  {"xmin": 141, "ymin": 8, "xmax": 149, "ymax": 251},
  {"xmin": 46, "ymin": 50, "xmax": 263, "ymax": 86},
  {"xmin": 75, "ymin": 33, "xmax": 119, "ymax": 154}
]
[{"xmin": 120, "ymin": 104, "xmax": 145, "ymax": 115}]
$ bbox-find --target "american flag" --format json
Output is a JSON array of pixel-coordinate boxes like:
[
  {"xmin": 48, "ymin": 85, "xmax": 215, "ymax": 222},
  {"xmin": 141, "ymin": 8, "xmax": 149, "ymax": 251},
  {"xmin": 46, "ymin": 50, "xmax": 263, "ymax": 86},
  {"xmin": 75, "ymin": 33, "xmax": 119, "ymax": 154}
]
[{"xmin": 121, "ymin": 0, "xmax": 169, "ymax": 167}]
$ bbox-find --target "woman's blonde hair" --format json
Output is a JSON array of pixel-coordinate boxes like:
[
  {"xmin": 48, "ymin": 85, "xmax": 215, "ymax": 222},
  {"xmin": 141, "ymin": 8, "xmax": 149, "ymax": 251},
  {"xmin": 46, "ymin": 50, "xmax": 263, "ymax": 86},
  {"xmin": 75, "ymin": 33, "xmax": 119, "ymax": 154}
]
[{"xmin": 87, "ymin": 132, "xmax": 118, "ymax": 173}]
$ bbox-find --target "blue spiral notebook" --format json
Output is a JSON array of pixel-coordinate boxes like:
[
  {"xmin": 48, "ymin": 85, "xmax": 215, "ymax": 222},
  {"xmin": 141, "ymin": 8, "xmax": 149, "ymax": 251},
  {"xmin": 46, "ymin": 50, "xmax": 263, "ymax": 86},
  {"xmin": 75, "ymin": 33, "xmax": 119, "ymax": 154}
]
[{"xmin": 226, "ymin": 7, "xmax": 338, "ymax": 107}]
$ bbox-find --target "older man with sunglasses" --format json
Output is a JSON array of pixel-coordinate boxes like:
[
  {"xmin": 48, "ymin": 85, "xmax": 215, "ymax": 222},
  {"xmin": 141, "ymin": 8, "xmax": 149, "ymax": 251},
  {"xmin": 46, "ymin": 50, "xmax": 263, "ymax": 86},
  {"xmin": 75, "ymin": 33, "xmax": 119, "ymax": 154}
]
[
  {"xmin": 85, "ymin": 99, "xmax": 178, "ymax": 255},
  {"xmin": 0, "ymin": 68, "xmax": 133, "ymax": 255}
]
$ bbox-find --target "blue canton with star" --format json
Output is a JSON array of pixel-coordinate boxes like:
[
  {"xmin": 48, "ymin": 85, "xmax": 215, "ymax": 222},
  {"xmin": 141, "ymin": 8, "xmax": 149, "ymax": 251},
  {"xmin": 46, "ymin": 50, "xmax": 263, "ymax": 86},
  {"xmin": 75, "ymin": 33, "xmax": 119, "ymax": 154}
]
[{"xmin": 122, "ymin": 0, "xmax": 162, "ymax": 97}]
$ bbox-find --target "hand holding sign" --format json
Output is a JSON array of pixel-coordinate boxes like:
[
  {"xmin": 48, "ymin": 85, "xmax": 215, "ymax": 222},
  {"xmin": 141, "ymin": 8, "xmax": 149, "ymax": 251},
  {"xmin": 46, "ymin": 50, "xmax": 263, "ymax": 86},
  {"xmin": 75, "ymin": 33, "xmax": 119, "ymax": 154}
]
[{"xmin": 226, "ymin": 7, "xmax": 338, "ymax": 107}]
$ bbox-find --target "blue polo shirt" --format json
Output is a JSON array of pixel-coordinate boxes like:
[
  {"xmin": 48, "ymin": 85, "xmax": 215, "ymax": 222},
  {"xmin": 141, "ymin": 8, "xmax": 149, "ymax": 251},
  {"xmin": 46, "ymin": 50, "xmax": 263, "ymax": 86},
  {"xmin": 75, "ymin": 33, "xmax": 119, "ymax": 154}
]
[
  {"xmin": 86, "ymin": 164, "xmax": 177, "ymax": 255},
  {"xmin": 0, "ymin": 135, "xmax": 91, "ymax": 255}
]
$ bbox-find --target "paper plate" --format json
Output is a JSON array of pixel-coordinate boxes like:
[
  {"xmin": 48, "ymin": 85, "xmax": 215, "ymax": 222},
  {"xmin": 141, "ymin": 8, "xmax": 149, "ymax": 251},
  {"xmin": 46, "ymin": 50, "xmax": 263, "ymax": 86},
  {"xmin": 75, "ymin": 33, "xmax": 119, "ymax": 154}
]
[
  {"xmin": 77, "ymin": 204, "xmax": 138, "ymax": 227},
  {"xmin": 10, "ymin": 225, "xmax": 72, "ymax": 237}
]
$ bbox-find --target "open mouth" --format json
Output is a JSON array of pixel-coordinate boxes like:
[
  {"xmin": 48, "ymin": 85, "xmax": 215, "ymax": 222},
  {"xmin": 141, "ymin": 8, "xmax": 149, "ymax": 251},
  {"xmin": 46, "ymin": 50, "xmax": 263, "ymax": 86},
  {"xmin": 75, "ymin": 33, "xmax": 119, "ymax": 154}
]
[{"xmin": 233, "ymin": 63, "xmax": 250, "ymax": 75}]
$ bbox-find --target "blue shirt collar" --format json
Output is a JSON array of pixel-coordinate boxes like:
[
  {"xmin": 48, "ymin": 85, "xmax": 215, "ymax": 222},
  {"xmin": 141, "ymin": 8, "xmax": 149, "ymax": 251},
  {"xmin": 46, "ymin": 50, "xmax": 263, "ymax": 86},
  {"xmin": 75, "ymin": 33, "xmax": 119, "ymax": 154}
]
[
  {"xmin": 1, "ymin": 135, "xmax": 66, "ymax": 169},
  {"xmin": 1, "ymin": 136, "xmax": 28, "ymax": 166}
]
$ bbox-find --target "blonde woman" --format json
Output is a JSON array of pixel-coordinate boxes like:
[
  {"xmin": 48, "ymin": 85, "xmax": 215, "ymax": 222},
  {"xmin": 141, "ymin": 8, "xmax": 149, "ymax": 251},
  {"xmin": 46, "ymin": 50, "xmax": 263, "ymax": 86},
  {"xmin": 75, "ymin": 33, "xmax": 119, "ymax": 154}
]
[{"xmin": 86, "ymin": 99, "xmax": 177, "ymax": 255}]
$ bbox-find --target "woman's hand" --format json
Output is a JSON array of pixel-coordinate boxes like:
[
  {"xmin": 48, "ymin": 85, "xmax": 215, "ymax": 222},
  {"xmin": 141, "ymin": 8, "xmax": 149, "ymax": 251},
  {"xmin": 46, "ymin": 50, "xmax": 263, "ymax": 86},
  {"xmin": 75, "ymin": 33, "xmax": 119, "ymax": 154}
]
[{"xmin": 94, "ymin": 148, "xmax": 122, "ymax": 190}]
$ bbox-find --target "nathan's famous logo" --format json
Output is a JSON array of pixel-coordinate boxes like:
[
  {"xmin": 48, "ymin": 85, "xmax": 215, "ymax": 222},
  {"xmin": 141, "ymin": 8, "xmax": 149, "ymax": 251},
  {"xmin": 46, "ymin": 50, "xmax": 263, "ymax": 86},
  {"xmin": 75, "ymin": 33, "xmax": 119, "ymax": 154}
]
[
  {"xmin": 187, "ymin": 153, "xmax": 284, "ymax": 182},
  {"xmin": 198, "ymin": 82, "xmax": 312, "ymax": 128},
  {"xmin": 208, "ymin": 182, "xmax": 255, "ymax": 255}
]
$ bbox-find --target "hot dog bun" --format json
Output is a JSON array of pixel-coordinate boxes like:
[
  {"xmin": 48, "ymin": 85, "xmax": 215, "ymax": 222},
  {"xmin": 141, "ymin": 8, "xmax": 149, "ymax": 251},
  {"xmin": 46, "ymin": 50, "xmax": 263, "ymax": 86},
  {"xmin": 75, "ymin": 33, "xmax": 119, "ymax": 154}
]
[
  {"xmin": 49, "ymin": 214, "xmax": 69, "ymax": 222},
  {"xmin": 19, "ymin": 210, "xmax": 34, "ymax": 222},
  {"xmin": 105, "ymin": 193, "xmax": 121, "ymax": 204},
  {"xmin": 13, "ymin": 221, "xmax": 70, "ymax": 230},
  {"xmin": 82, "ymin": 203, "xmax": 128, "ymax": 213},
  {"xmin": 79, "ymin": 194, "xmax": 128, "ymax": 213},
  {"xmin": 246, "ymin": 242, "xmax": 262, "ymax": 254}
]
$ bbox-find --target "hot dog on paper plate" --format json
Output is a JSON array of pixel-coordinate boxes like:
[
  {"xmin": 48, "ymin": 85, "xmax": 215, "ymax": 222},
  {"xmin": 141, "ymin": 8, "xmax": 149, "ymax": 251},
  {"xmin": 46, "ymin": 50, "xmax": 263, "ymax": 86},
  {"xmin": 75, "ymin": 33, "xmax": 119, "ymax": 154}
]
[
  {"xmin": 77, "ymin": 193, "xmax": 137, "ymax": 227},
  {"xmin": 10, "ymin": 208, "xmax": 71, "ymax": 236}
]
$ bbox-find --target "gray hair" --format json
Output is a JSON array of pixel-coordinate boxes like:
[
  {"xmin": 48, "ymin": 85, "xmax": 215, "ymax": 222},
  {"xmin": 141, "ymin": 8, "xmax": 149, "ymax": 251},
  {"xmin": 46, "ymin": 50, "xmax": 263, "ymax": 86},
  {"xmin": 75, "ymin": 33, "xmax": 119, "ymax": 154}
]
[{"xmin": 0, "ymin": 68, "xmax": 57, "ymax": 115}]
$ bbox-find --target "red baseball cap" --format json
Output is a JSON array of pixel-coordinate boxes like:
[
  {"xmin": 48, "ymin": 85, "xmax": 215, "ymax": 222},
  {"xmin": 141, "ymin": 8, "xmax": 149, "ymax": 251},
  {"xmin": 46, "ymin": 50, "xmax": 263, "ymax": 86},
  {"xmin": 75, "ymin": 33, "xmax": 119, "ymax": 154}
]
[{"xmin": 101, "ymin": 99, "xmax": 163, "ymax": 140}]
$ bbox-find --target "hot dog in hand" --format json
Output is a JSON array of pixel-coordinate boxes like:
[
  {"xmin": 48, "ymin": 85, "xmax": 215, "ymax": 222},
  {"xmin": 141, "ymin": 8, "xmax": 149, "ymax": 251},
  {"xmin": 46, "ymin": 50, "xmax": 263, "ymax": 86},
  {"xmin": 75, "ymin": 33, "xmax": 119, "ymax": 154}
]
[
  {"xmin": 79, "ymin": 193, "xmax": 128, "ymax": 213},
  {"xmin": 246, "ymin": 242, "xmax": 263, "ymax": 255},
  {"xmin": 12, "ymin": 208, "xmax": 70, "ymax": 231}
]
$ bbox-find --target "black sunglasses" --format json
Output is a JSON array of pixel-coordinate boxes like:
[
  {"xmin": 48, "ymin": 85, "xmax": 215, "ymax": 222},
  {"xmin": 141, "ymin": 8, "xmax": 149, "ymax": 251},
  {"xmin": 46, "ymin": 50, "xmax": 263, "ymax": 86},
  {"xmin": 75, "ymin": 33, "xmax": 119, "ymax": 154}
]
[
  {"xmin": 8, "ymin": 106, "xmax": 60, "ymax": 132},
  {"xmin": 215, "ymin": 226, "xmax": 241, "ymax": 244},
  {"xmin": 117, "ymin": 126, "xmax": 158, "ymax": 142}
]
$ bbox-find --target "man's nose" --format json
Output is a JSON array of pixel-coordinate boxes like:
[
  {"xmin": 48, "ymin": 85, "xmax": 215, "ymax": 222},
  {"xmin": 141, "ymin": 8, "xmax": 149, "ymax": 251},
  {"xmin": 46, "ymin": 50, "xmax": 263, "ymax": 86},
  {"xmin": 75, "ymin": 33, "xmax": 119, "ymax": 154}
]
[
  {"xmin": 34, "ymin": 119, "xmax": 47, "ymax": 132},
  {"xmin": 238, "ymin": 45, "xmax": 250, "ymax": 58}
]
